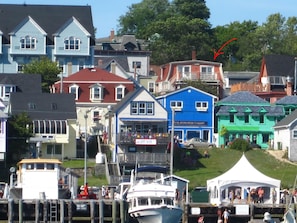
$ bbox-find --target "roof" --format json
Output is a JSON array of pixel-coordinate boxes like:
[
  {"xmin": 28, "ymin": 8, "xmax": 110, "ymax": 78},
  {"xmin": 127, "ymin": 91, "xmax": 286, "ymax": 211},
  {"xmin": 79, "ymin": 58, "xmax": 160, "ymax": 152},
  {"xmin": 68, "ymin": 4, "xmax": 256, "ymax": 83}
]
[
  {"xmin": 216, "ymin": 91, "xmax": 269, "ymax": 105},
  {"xmin": 56, "ymin": 67, "xmax": 132, "ymax": 82},
  {"xmin": 275, "ymin": 95, "xmax": 297, "ymax": 105},
  {"xmin": 263, "ymin": 55, "xmax": 295, "ymax": 77},
  {"xmin": 96, "ymin": 57, "xmax": 130, "ymax": 72},
  {"xmin": 18, "ymin": 158, "xmax": 62, "ymax": 165},
  {"xmin": 0, "ymin": 73, "xmax": 42, "ymax": 93},
  {"xmin": 207, "ymin": 154, "xmax": 280, "ymax": 187},
  {"xmin": 0, "ymin": 4, "xmax": 95, "ymax": 44},
  {"xmin": 274, "ymin": 109, "xmax": 297, "ymax": 128},
  {"xmin": 9, "ymin": 92, "xmax": 77, "ymax": 120},
  {"xmin": 216, "ymin": 105, "xmax": 284, "ymax": 117}
]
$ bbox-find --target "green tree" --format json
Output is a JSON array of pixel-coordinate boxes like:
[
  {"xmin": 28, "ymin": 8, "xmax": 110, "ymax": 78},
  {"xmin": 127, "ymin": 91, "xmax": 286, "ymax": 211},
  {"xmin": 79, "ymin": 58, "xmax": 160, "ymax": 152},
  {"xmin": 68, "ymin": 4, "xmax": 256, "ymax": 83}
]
[
  {"xmin": 118, "ymin": 0, "xmax": 213, "ymax": 65},
  {"xmin": 23, "ymin": 57, "xmax": 60, "ymax": 92},
  {"xmin": 6, "ymin": 113, "xmax": 33, "ymax": 167},
  {"xmin": 182, "ymin": 80, "xmax": 218, "ymax": 97}
]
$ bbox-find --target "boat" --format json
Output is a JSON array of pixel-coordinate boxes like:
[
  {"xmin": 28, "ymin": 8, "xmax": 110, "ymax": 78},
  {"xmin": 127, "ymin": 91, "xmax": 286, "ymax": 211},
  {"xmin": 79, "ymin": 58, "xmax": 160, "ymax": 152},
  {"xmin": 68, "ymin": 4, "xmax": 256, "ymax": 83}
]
[
  {"xmin": 119, "ymin": 165, "xmax": 183, "ymax": 223},
  {"xmin": 9, "ymin": 158, "xmax": 79, "ymax": 200}
]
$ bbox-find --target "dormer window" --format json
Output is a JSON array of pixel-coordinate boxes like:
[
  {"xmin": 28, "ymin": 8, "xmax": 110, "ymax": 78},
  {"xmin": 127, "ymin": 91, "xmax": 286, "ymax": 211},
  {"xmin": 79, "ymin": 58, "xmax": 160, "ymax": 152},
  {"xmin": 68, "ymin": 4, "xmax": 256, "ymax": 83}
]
[
  {"xmin": 64, "ymin": 36, "xmax": 80, "ymax": 50},
  {"xmin": 90, "ymin": 84, "xmax": 103, "ymax": 101},
  {"xmin": 0, "ymin": 84, "xmax": 16, "ymax": 100},
  {"xmin": 115, "ymin": 85, "xmax": 125, "ymax": 101},
  {"xmin": 69, "ymin": 84, "xmax": 79, "ymax": 100},
  {"xmin": 20, "ymin": 35, "xmax": 36, "ymax": 49},
  {"xmin": 28, "ymin": 102, "xmax": 36, "ymax": 110}
]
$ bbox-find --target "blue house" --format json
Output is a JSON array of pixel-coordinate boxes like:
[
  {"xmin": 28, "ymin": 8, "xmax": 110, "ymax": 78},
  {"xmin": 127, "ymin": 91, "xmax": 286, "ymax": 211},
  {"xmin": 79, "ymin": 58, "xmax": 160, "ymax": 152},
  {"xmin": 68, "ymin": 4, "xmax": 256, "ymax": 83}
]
[
  {"xmin": 157, "ymin": 86, "xmax": 217, "ymax": 144},
  {"xmin": 0, "ymin": 4, "xmax": 95, "ymax": 76}
]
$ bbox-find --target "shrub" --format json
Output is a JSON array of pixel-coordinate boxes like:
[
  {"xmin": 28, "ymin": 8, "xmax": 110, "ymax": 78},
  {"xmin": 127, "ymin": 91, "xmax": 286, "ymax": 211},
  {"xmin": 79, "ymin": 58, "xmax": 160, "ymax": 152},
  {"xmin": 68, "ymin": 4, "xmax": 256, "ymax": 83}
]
[{"xmin": 229, "ymin": 138, "xmax": 251, "ymax": 152}]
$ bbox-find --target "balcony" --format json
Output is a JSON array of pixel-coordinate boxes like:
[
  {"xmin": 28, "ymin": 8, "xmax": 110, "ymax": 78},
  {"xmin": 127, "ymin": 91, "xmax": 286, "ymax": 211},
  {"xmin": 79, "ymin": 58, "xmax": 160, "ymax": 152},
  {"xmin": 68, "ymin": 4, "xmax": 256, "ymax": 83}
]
[
  {"xmin": 117, "ymin": 152, "xmax": 170, "ymax": 165},
  {"xmin": 231, "ymin": 83, "xmax": 270, "ymax": 93},
  {"xmin": 117, "ymin": 132, "xmax": 170, "ymax": 145},
  {"xmin": 176, "ymin": 72, "xmax": 218, "ymax": 82}
]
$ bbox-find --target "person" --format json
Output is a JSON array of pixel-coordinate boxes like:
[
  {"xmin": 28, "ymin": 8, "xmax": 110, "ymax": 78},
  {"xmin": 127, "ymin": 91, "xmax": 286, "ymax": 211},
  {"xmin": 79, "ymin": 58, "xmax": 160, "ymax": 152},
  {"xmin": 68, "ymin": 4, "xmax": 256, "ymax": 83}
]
[
  {"xmin": 198, "ymin": 215, "xmax": 204, "ymax": 223},
  {"xmin": 82, "ymin": 182, "xmax": 89, "ymax": 196},
  {"xmin": 229, "ymin": 190, "xmax": 234, "ymax": 202},
  {"xmin": 58, "ymin": 177, "xmax": 63, "ymax": 189},
  {"xmin": 175, "ymin": 188, "xmax": 180, "ymax": 204},
  {"xmin": 263, "ymin": 212, "xmax": 274, "ymax": 223},
  {"xmin": 223, "ymin": 208, "xmax": 230, "ymax": 223},
  {"xmin": 258, "ymin": 187, "xmax": 264, "ymax": 203}
]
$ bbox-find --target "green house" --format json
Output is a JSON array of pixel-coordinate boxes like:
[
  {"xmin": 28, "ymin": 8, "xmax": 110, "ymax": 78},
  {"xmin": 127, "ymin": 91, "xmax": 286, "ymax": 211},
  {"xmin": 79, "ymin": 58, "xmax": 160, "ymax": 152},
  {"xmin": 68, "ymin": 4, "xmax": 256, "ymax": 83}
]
[{"xmin": 216, "ymin": 91, "xmax": 284, "ymax": 149}]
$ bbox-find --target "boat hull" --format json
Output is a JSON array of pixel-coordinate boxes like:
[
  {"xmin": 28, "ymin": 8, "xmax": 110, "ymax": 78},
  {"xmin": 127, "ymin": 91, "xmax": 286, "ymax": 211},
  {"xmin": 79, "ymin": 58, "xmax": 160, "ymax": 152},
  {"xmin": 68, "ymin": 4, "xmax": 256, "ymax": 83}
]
[{"xmin": 129, "ymin": 206, "xmax": 183, "ymax": 223}]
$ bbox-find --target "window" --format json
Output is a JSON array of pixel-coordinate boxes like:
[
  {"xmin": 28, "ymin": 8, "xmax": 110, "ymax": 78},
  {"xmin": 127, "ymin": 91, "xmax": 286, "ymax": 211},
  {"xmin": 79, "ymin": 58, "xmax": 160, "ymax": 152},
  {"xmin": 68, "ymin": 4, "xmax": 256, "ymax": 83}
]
[
  {"xmin": 57, "ymin": 60, "xmax": 64, "ymax": 73},
  {"xmin": 170, "ymin": 101, "xmax": 183, "ymax": 110},
  {"xmin": 196, "ymin": 101, "xmax": 208, "ymax": 111},
  {"xmin": 90, "ymin": 85, "xmax": 102, "ymax": 100},
  {"xmin": 230, "ymin": 114, "xmax": 234, "ymax": 123},
  {"xmin": 28, "ymin": 103, "xmax": 36, "ymax": 110},
  {"xmin": 148, "ymin": 82, "xmax": 155, "ymax": 93},
  {"xmin": 130, "ymin": 102, "xmax": 154, "ymax": 115},
  {"xmin": 260, "ymin": 114, "xmax": 264, "ymax": 123},
  {"xmin": 79, "ymin": 62, "xmax": 84, "ymax": 70},
  {"xmin": 64, "ymin": 36, "xmax": 80, "ymax": 50},
  {"xmin": 201, "ymin": 66, "xmax": 213, "ymax": 74},
  {"xmin": 116, "ymin": 85, "xmax": 125, "ymax": 100},
  {"xmin": 69, "ymin": 85, "xmax": 79, "ymax": 100},
  {"xmin": 244, "ymin": 114, "xmax": 249, "ymax": 123},
  {"xmin": 293, "ymin": 130, "xmax": 297, "ymax": 139},
  {"xmin": 262, "ymin": 133, "xmax": 269, "ymax": 143},
  {"xmin": 132, "ymin": 61, "xmax": 141, "ymax": 68},
  {"xmin": 33, "ymin": 120, "xmax": 67, "ymax": 134},
  {"xmin": 47, "ymin": 144, "xmax": 62, "ymax": 155},
  {"xmin": 93, "ymin": 111, "xmax": 101, "ymax": 121},
  {"xmin": 20, "ymin": 36, "xmax": 36, "ymax": 49},
  {"xmin": 17, "ymin": 64, "xmax": 24, "ymax": 73},
  {"xmin": 0, "ymin": 85, "xmax": 16, "ymax": 100}
]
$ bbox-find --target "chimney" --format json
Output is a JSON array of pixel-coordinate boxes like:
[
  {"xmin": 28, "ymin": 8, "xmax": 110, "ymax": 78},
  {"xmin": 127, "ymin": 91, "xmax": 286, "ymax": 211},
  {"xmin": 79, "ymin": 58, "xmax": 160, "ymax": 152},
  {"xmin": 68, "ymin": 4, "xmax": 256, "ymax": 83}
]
[
  {"xmin": 98, "ymin": 59, "xmax": 103, "ymax": 68},
  {"xmin": 111, "ymin": 62, "xmax": 116, "ymax": 74},
  {"xmin": 110, "ymin": 29, "xmax": 115, "ymax": 42},
  {"xmin": 192, "ymin": 49, "xmax": 196, "ymax": 60},
  {"xmin": 286, "ymin": 76, "xmax": 293, "ymax": 96},
  {"xmin": 67, "ymin": 62, "xmax": 72, "ymax": 76}
]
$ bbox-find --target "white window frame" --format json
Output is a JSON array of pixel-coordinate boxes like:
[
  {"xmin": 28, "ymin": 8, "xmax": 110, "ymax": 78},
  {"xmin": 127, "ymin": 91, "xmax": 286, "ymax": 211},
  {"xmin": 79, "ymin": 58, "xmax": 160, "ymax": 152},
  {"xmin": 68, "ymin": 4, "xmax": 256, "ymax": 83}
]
[
  {"xmin": 131, "ymin": 102, "xmax": 154, "ymax": 115},
  {"xmin": 64, "ymin": 36, "xmax": 80, "ymax": 50},
  {"xmin": 195, "ymin": 101, "xmax": 208, "ymax": 111},
  {"xmin": 170, "ymin": 101, "xmax": 183, "ymax": 111},
  {"xmin": 148, "ymin": 82, "xmax": 155, "ymax": 93},
  {"xmin": 20, "ymin": 35, "xmax": 36, "ymax": 49},
  {"xmin": 115, "ymin": 85, "xmax": 125, "ymax": 101},
  {"xmin": 200, "ymin": 66, "xmax": 214, "ymax": 75},
  {"xmin": 90, "ymin": 84, "xmax": 103, "ymax": 101},
  {"xmin": 182, "ymin": 66, "xmax": 191, "ymax": 78},
  {"xmin": 0, "ymin": 85, "xmax": 16, "ymax": 100},
  {"xmin": 69, "ymin": 84, "xmax": 79, "ymax": 100}
]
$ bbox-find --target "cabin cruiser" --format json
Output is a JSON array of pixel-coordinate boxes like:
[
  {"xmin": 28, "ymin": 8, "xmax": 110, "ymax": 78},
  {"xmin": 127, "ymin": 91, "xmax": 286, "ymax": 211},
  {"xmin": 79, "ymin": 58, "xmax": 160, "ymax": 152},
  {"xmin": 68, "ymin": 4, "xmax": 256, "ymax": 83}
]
[{"xmin": 119, "ymin": 166, "xmax": 183, "ymax": 223}]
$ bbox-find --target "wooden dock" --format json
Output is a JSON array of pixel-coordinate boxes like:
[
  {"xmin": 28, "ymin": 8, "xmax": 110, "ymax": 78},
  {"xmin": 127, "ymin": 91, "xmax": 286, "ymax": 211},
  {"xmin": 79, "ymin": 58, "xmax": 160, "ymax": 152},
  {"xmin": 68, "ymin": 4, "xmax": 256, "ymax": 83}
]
[{"xmin": 0, "ymin": 199, "xmax": 289, "ymax": 223}]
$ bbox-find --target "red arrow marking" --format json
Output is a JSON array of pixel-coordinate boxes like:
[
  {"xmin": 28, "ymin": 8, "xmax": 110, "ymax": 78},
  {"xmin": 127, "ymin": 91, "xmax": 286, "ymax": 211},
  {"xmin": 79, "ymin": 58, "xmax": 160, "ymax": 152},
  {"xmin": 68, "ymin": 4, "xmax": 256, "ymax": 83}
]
[{"xmin": 213, "ymin": 38, "xmax": 238, "ymax": 60}]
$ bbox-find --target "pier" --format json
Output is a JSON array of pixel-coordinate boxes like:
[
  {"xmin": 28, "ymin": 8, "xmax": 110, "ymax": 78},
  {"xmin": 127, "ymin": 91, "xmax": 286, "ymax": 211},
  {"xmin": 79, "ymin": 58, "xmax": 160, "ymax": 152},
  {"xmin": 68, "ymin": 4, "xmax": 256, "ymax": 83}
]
[{"xmin": 0, "ymin": 199, "xmax": 288, "ymax": 223}]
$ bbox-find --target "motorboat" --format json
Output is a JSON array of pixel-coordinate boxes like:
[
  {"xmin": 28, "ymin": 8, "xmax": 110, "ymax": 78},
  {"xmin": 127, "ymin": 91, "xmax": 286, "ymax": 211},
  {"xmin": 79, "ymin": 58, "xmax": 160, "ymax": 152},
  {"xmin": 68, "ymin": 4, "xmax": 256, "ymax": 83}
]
[{"xmin": 120, "ymin": 165, "xmax": 183, "ymax": 223}]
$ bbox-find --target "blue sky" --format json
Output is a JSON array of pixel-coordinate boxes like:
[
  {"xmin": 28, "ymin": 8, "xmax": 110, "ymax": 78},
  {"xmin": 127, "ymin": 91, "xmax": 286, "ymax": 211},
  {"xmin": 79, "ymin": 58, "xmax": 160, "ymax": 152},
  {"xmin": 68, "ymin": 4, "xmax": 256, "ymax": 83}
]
[{"xmin": 3, "ymin": 0, "xmax": 297, "ymax": 38}]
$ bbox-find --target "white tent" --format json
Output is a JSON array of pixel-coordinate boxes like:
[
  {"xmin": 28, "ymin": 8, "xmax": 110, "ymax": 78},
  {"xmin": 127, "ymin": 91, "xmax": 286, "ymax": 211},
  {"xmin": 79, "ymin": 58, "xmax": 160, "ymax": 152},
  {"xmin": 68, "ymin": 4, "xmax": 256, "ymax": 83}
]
[{"xmin": 207, "ymin": 154, "xmax": 280, "ymax": 205}]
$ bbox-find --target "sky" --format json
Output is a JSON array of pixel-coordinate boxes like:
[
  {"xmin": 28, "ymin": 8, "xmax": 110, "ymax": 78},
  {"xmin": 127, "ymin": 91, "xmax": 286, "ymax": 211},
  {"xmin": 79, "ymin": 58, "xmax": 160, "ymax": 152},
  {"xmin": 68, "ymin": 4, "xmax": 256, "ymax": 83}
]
[{"xmin": 2, "ymin": 0, "xmax": 297, "ymax": 38}]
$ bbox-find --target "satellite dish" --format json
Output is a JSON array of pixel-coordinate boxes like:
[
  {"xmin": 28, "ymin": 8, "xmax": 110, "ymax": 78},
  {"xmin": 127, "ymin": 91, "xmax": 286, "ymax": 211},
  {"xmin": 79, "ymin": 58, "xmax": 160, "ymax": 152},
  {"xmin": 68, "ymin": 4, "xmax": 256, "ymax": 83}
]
[
  {"xmin": 66, "ymin": 168, "xmax": 71, "ymax": 174},
  {"xmin": 9, "ymin": 167, "xmax": 16, "ymax": 173}
]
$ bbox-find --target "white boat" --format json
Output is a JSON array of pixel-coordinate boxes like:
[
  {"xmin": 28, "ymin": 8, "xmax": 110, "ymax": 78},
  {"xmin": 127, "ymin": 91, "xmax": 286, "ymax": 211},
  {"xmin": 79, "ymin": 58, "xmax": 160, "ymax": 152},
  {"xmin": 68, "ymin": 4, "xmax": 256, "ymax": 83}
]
[{"xmin": 120, "ymin": 166, "xmax": 183, "ymax": 223}]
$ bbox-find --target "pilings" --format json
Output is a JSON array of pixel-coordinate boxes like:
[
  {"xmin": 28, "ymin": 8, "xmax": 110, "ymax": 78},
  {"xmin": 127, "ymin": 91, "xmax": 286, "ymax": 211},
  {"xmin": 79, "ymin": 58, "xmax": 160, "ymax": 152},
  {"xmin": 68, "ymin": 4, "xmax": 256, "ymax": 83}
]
[{"xmin": 3, "ymin": 198, "xmax": 128, "ymax": 223}]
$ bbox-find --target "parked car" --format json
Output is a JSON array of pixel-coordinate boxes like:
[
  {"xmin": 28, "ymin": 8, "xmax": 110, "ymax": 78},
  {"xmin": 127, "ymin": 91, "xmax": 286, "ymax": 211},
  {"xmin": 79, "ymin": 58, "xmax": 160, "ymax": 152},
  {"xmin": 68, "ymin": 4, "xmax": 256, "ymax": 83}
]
[{"xmin": 183, "ymin": 138, "xmax": 215, "ymax": 149}]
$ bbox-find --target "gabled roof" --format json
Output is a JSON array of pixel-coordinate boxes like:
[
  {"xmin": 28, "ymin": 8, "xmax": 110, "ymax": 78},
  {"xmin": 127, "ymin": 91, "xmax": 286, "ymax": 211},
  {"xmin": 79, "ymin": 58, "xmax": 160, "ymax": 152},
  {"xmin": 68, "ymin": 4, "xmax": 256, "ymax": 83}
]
[
  {"xmin": 96, "ymin": 57, "xmax": 130, "ymax": 72},
  {"xmin": 0, "ymin": 73, "xmax": 42, "ymax": 93},
  {"xmin": 0, "ymin": 4, "xmax": 95, "ymax": 44},
  {"xmin": 261, "ymin": 55, "xmax": 295, "ymax": 77},
  {"xmin": 216, "ymin": 91, "xmax": 268, "ymax": 105},
  {"xmin": 9, "ymin": 92, "xmax": 77, "ymax": 120},
  {"xmin": 275, "ymin": 95, "xmax": 297, "ymax": 105},
  {"xmin": 274, "ymin": 109, "xmax": 297, "ymax": 128}
]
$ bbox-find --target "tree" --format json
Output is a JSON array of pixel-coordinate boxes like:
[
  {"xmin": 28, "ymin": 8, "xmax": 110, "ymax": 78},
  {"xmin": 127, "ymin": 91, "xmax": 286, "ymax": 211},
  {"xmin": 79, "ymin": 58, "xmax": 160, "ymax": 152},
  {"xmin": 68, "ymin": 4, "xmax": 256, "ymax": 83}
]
[
  {"xmin": 118, "ymin": 0, "xmax": 213, "ymax": 65},
  {"xmin": 182, "ymin": 80, "xmax": 218, "ymax": 97},
  {"xmin": 6, "ymin": 113, "xmax": 33, "ymax": 167},
  {"xmin": 23, "ymin": 57, "xmax": 60, "ymax": 92}
]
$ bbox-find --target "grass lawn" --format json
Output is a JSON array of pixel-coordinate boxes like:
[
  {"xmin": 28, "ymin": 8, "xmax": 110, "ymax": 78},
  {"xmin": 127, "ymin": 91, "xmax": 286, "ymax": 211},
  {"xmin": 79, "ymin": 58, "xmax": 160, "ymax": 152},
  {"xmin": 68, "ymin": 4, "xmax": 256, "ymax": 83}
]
[{"xmin": 63, "ymin": 148, "xmax": 297, "ymax": 190}]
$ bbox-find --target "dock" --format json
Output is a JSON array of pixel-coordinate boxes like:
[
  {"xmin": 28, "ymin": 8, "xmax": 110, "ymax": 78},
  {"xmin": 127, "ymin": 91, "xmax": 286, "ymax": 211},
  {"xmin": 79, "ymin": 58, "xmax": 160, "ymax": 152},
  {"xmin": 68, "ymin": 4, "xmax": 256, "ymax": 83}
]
[{"xmin": 0, "ymin": 199, "xmax": 289, "ymax": 223}]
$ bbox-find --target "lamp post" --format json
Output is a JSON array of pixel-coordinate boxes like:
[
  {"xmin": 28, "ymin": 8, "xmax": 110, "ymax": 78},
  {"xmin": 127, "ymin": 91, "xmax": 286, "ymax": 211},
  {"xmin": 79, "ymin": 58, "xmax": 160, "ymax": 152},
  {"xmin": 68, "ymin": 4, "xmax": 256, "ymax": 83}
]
[
  {"xmin": 170, "ymin": 108, "xmax": 175, "ymax": 179},
  {"xmin": 83, "ymin": 106, "xmax": 99, "ymax": 186},
  {"xmin": 84, "ymin": 112, "xmax": 88, "ymax": 186}
]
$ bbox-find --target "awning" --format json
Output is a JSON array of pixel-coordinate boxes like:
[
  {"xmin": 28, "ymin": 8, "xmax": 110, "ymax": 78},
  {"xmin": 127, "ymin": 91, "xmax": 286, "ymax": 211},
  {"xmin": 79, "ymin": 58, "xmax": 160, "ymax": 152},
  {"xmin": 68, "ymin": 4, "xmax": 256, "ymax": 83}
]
[
  {"xmin": 226, "ymin": 126, "xmax": 259, "ymax": 132},
  {"xmin": 120, "ymin": 118, "xmax": 167, "ymax": 122}
]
